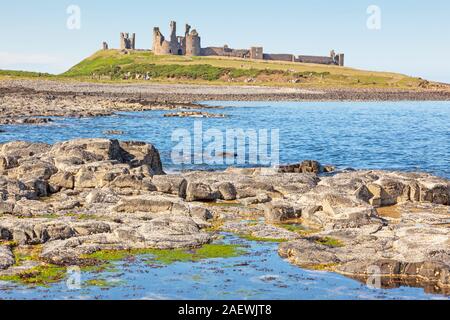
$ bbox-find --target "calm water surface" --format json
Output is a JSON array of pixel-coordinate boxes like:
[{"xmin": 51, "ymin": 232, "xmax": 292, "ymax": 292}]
[
  {"xmin": 1, "ymin": 101, "xmax": 449, "ymax": 177},
  {"xmin": 0, "ymin": 234, "xmax": 446, "ymax": 300}
]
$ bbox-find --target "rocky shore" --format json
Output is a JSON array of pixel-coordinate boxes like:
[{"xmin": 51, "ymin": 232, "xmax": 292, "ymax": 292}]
[
  {"xmin": 1, "ymin": 79, "xmax": 450, "ymax": 131},
  {"xmin": 1, "ymin": 79, "xmax": 450, "ymax": 121},
  {"xmin": 0, "ymin": 139, "xmax": 448, "ymax": 294}
]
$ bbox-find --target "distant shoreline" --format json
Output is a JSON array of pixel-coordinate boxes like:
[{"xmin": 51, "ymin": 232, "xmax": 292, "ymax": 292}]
[
  {"xmin": 1, "ymin": 79, "xmax": 450, "ymax": 121},
  {"xmin": 2, "ymin": 79, "xmax": 450, "ymax": 103}
]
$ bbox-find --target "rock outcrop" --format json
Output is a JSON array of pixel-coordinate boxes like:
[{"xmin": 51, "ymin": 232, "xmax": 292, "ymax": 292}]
[{"xmin": 0, "ymin": 139, "xmax": 449, "ymax": 294}]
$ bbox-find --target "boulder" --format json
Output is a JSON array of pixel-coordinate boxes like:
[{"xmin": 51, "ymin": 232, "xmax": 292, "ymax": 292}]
[
  {"xmin": 0, "ymin": 141, "xmax": 51, "ymax": 160},
  {"xmin": 49, "ymin": 171, "xmax": 75, "ymax": 192},
  {"xmin": 265, "ymin": 202, "xmax": 300, "ymax": 222},
  {"xmin": 279, "ymin": 160, "xmax": 323, "ymax": 174},
  {"xmin": 49, "ymin": 139, "xmax": 164, "ymax": 175},
  {"xmin": 186, "ymin": 182, "xmax": 219, "ymax": 202},
  {"xmin": 152, "ymin": 175, "xmax": 187, "ymax": 198},
  {"xmin": 119, "ymin": 141, "xmax": 164, "ymax": 174},
  {"xmin": 216, "ymin": 182, "xmax": 237, "ymax": 201},
  {"xmin": 0, "ymin": 246, "xmax": 15, "ymax": 270}
]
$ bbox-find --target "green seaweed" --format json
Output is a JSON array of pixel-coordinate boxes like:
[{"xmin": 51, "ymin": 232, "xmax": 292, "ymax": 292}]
[
  {"xmin": 278, "ymin": 223, "xmax": 317, "ymax": 236},
  {"xmin": 307, "ymin": 263, "xmax": 339, "ymax": 271},
  {"xmin": 84, "ymin": 278, "xmax": 124, "ymax": 288},
  {"xmin": 315, "ymin": 237, "xmax": 344, "ymax": 248},
  {"xmin": 0, "ymin": 265, "xmax": 66, "ymax": 286},
  {"xmin": 145, "ymin": 244, "xmax": 246, "ymax": 265},
  {"xmin": 82, "ymin": 244, "xmax": 246, "ymax": 266}
]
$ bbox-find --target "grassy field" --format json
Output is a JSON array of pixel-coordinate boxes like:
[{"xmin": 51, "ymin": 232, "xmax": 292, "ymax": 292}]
[{"xmin": 0, "ymin": 49, "xmax": 432, "ymax": 89}]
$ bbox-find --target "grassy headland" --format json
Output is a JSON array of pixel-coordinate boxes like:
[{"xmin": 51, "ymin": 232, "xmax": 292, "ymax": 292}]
[{"xmin": 0, "ymin": 49, "xmax": 438, "ymax": 90}]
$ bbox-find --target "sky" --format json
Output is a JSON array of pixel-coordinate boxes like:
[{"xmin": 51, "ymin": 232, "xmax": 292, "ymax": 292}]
[{"xmin": 0, "ymin": 0, "xmax": 449, "ymax": 82}]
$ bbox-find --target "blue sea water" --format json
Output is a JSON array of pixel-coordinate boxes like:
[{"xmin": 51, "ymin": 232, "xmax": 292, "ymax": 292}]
[
  {"xmin": 0, "ymin": 234, "xmax": 446, "ymax": 300},
  {"xmin": 1, "ymin": 101, "xmax": 449, "ymax": 177},
  {"xmin": 0, "ymin": 101, "xmax": 449, "ymax": 300}
]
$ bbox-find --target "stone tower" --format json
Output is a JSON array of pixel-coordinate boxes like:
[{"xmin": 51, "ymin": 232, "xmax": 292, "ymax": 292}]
[
  {"xmin": 186, "ymin": 29, "xmax": 201, "ymax": 56},
  {"xmin": 120, "ymin": 33, "xmax": 135, "ymax": 50},
  {"xmin": 338, "ymin": 53, "xmax": 345, "ymax": 67},
  {"xmin": 169, "ymin": 21, "xmax": 179, "ymax": 54},
  {"xmin": 250, "ymin": 47, "xmax": 264, "ymax": 60}
]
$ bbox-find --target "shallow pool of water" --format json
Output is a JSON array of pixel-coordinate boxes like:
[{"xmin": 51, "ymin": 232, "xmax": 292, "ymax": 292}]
[{"xmin": 0, "ymin": 234, "xmax": 445, "ymax": 300}]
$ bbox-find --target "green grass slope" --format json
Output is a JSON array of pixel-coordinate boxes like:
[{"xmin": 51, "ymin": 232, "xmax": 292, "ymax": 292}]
[{"xmin": 1, "ymin": 50, "xmax": 435, "ymax": 90}]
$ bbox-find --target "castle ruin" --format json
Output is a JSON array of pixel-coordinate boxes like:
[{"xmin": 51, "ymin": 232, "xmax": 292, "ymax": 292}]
[
  {"xmin": 152, "ymin": 22, "xmax": 201, "ymax": 56},
  {"xmin": 115, "ymin": 21, "xmax": 345, "ymax": 66},
  {"xmin": 120, "ymin": 32, "xmax": 136, "ymax": 50}
]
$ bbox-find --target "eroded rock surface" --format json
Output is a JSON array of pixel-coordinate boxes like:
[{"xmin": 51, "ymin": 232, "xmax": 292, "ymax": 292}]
[{"xmin": 0, "ymin": 139, "xmax": 449, "ymax": 294}]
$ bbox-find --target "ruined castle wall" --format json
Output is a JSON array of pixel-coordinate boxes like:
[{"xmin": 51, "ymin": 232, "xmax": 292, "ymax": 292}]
[
  {"xmin": 185, "ymin": 30, "xmax": 202, "ymax": 56},
  {"xmin": 263, "ymin": 54, "xmax": 295, "ymax": 62},
  {"xmin": 120, "ymin": 32, "xmax": 135, "ymax": 50},
  {"xmin": 186, "ymin": 34, "xmax": 201, "ymax": 56},
  {"xmin": 150, "ymin": 21, "xmax": 345, "ymax": 65},
  {"xmin": 153, "ymin": 28, "xmax": 172, "ymax": 55},
  {"xmin": 338, "ymin": 54, "xmax": 345, "ymax": 67},
  {"xmin": 250, "ymin": 47, "xmax": 264, "ymax": 60},
  {"xmin": 296, "ymin": 55, "xmax": 335, "ymax": 65},
  {"xmin": 169, "ymin": 21, "xmax": 179, "ymax": 54},
  {"xmin": 201, "ymin": 47, "xmax": 225, "ymax": 56},
  {"xmin": 202, "ymin": 47, "xmax": 250, "ymax": 58}
]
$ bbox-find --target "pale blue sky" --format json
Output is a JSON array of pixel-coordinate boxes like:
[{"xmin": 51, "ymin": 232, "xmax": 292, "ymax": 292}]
[{"xmin": 1, "ymin": 0, "xmax": 449, "ymax": 82}]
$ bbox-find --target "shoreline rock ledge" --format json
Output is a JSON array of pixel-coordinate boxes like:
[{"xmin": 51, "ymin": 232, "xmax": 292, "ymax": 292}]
[{"xmin": 0, "ymin": 138, "xmax": 449, "ymax": 295}]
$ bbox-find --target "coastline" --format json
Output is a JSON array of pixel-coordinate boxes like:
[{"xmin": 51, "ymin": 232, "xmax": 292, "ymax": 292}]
[
  {"xmin": 1, "ymin": 79, "xmax": 450, "ymax": 121},
  {"xmin": 2, "ymin": 79, "xmax": 450, "ymax": 103}
]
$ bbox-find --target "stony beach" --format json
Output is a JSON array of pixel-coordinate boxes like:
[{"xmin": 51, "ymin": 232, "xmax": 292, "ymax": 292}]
[
  {"xmin": 1, "ymin": 79, "xmax": 450, "ymax": 122},
  {"xmin": 0, "ymin": 138, "xmax": 448, "ymax": 294}
]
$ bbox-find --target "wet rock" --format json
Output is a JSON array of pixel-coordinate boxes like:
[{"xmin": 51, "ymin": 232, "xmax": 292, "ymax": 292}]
[
  {"xmin": 103, "ymin": 130, "xmax": 124, "ymax": 135},
  {"xmin": 279, "ymin": 239, "xmax": 342, "ymax": 266},
  {"xmin": 0, "ymin": 246, "xmax": 15, "ymax": 270},
  {"xmin": 279, "ymin": 160, "xmax": 324, "ymax": 174},
  {"xmin": 223, "ymin": 221, "xmax": 300, "ymax": 241},
  {"xmin": 163, "ymin": 111, "xmax": 226, "ymax": 118},
  {"xmin": 0, "ymin": 117, "xmax": 53, "ymax": 125}
]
